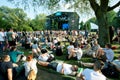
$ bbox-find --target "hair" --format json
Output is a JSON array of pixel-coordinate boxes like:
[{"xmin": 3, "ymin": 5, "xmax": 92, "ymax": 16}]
[
  {"xmin": 94, "ymin": 60, "xmax": 104, "ymax": 70},
  {"xmin": 0, "ymin": 28, "xmax": 3, "ymax": 31},
  {"xmin": 41, "ymin": 49, "xmax": 48, "ymax": 54},
  {"xmin": 3, "ymin": 55, "xmax": 10, "ymax": 61},
  {"xmin": 72, "ymin": 65, "xmax": 78, "ymax": 71},
  {"xmin": 57, "ymin": 41, "xmax": 61, "ymax": 45},
  {"xmin": 10, "ymin": 46, "xmax": 17, "ymax": 51},
  {"xmin": 33, "ymin": 40, "xmax": 37, "ymax": 44},
  {"xmin": 74, "ymin": 43, "xmax": 78, "ymax": 48},
  {"xmin": 26, "ymin": 55, "xmax": 33, "ymax": 61},
  {"xmin": 106, "ymin": 43, "xmax": 111, "ymax": 48},
  {"xmin": 70, "ymin": 41, "xmax": 73, "ymax": 45}
]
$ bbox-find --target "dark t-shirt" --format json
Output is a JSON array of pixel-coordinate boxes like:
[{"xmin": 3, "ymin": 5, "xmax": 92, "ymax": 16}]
[
  {"xmin": 55, "ymin": 46, "xmax": 63, "ymax": 56},
  {"xmin": 0, "ymin": 61, "xmax": 13, "ymax": 79}
]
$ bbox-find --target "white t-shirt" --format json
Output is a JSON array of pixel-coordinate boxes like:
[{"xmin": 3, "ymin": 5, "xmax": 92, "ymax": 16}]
[
  {"xmin": 24, "ymin": 59, "xmax": 38, "ymax": 77},
  {"xmin": 53, "ymin": 39, "xmax": 58, "ymax": 44},
  {"xmin": 82, "ymin": 68, "xmax": 106, "ymax": 80},
  {"xmin": 38, "ymin": 54, "xmax": 49, "ymax": 62},
  {"xmin": 57, "ymin": 63, "xmax": 72, "ymax": 75},
  {"xmin": 75, "ymin": 48, "xmax": 83, "ymax": 60},
  {"xmin": 0, "ymin": 32, "xmax": 4, "ymax": 41},
  {"xmin": 67, "ymin": 45, "xmax": 74, "ymax": 54}
]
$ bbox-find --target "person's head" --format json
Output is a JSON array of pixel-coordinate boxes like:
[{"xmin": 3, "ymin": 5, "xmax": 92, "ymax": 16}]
[
  {"xmin": 74, "ymin": 43, "xmax": 78, "ymax": 48},
  {"xmin": 94, "ymin": 40, "xmax": 98, "ymax": 45},
  {"xmin": 57, "ymin": 41, "xmax": 61, "ymax": 45},
  {"xmin": 105, "ymin": 43, "xmax": 111, "ymax": 49},
  {"xmin": 33, "ymin": 40, "xmax": 37, "ymax": 44},
  {"xmin": 26, "ymin": 54, "xmax": 33, "ymax": 61},
  {"xmin": 70, "ymin": 41, "xmax": 73, "ymax": 45},
  {"xmin": 71, "ymin": 65, "xmax": 78, "ymax": 71},
  {"xmin": 3, "ymin": 55, "xmax": 10, "ymax": 62},
  {"xmin": 0, "ymin": 28, "xmax": 3, "ymax": 32},
  {"xmin": 118, "ymin": 55, "xmax": 120, "ymax": 60},
  {"xmin": 10, "ymin": 46, "xmax": 17, "ymax": 51},
  {"xmin": 41, "ymin": 49, "xmax": 48, "ymax": 54},
  {"xmin": 94, "ymin": 60, "xmax": 104, "ymax": 71},
  {"xmin": 10, "ymin": 28, "xmax": 13, "ymax": 31}
]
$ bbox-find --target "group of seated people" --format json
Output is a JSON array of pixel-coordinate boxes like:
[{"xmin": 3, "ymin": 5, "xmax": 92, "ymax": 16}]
[
  {"xmin": 0, "ymin": 33, "xmax": 120, "ymax": 80},
  {"xmin": 0, "ymin": 46, "xmax": 119, "ymax": 80}
]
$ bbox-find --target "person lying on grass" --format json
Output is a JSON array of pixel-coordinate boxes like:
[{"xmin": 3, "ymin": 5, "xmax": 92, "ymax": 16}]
[
  {"xmin": 77, "ymin": 60, "xmax": 106, "ymax": 80},
  {"xmin": 38, "ymin": 49, "xmax": 55, "ymax": 62},
  {"xmin": 38, "ymin": 60, "xmax": 78, "ymax": 76}
]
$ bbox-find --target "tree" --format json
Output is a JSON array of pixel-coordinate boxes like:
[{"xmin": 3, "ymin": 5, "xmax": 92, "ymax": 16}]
[
  {"xmin": 88, "ymin": 0, "xmax": 120, "ymax": 46},
  {"xmin": 112, "ymin": 10, "xmax": 120, "ymax": 31},
  {"xmin": 79, "ymin": 21, "xmax": 84, "ymax": 30},
  {"xmin": 79, "ymin": 21, "xmax": 91, "ymax": 31},
  {"xmin": 0, "ymin": 6, "xmax": 33, "ymax": 31},
  {"xmin": 87, "ymin": 10, "xmax": 116, "ymax": 25},
  {"xmin": 7, "ymin": 0, "xmax": 120, "ymax": 46},
  {"xmin": 30, "ymin": 14, "xmax": 46, "ymax": 30}
]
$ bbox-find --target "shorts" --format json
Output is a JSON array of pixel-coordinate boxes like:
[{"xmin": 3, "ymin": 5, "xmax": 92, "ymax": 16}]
[{"xmin": 48, "ymin": 62, "xmax": 58, "ymax": 71}]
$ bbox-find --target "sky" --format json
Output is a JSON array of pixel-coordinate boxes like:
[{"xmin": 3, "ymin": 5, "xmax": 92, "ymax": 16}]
[{"xmin": 0, "ymin": 0, "xmax": 120, "ymax": 22}]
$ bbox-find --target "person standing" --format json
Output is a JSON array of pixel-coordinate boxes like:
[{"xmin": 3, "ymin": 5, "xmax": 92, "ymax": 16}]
[
  {"xmin": 117, "ymin": 28, "xmax": 120, "ymax": 44},
  {"xmin": 6, "ymin": 28, "xmax": 16, "ymax": 48},
  {"xmin": 0, "ymin": 28, "xmax": 5, "ymax": 52},
  {"xmin": 109, "ymin": 26, "xmax": 114, "ymax": 44}
]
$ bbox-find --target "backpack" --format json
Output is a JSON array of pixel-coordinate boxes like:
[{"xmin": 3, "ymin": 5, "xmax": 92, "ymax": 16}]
[
  {"xmin": 27, "ymin": 69, "xmax": 36, "ymax": 80},
  {"xmin": 101, "ymin": 63, "xmax": 119, "ymax": 78}
]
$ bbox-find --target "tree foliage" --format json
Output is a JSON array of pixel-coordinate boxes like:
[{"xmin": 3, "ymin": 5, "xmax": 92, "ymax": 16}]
[
  {"xmin": 30, "ymin": 14, "xmax": 47, "ymax": 30},
  {"xmin": 0, "ymin": 6, "xmax": 47, "ymax": 31},
  {"xmin": 112, "ymin": 10, "xmax": 120, "ymax": 30},
  {"xmin": 0, "ymin": 6, "xmax": 31, "ymax": 31}
]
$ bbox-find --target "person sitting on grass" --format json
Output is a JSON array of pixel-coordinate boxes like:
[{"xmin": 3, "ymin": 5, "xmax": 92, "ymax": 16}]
[
  {"xmin": 67, "ymin": 41, "xmax": 74, "ymax": 59},
  {"xmin": 88, "ymin": 40, "xmax": 100, "ymax": 58},
  {"xmin": 32, "ymin": 40, "xmax": 41, "ymax": 57},
  {"xmin": 9, "ymin": 46, "xmax": 25, "ymax": 63},
  {"xmin": 68, "ymin": 43, "xmax": 83, "ymax": 60},
  {"xmin": 95, "ymin": 43, "xmax": 114, "ymax": 62},
  {"xmin": 0, "ymin": 55, "xmax": 20, "ymax": 80},
  {"xmin": 102, "ymin": 43, "xmax": 114, "ymax": 62},
  {"xmin": 38, "ymin": 61, "xmax": 78, "ymax": 76},
  {"xmin": 55, "ymin": 41, "xmax": 63, "ymax": 56}
]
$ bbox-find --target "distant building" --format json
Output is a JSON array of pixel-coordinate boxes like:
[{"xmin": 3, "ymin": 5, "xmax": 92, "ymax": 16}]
[{"xmin": 45, "ymin": 11, "xmax": 79, "ymax": 30}]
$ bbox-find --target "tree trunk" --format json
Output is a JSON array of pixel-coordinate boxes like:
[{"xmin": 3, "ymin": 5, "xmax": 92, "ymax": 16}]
[{"xmin": 95, "ymin": 10, "xmax": 110, "ymax": 47}]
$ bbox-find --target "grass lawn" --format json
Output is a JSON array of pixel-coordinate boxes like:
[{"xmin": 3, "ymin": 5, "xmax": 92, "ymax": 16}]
[{"xmin": 18, "ymin": 42, "xmax": 120, "ymax": 80}]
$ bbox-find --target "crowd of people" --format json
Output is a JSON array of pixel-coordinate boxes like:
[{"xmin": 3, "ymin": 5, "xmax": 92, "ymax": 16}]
[{"xmin": 0, "ymin": 28, "xmax": 120, "ymax": 80}]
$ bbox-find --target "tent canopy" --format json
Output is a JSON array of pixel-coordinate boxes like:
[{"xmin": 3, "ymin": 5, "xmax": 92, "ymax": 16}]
[{"xmin": 90, "ymin": 22, "xmax": 98, "ymax": 30}]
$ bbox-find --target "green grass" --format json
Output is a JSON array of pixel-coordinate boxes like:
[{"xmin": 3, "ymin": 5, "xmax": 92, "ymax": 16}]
[
  {"xmin": 49, "ymin": 43, "xmax": 120, "ymax": 80},
  {"xmin": 18, "ymin": 42, "xmax": 120, "ymax": 80}
]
